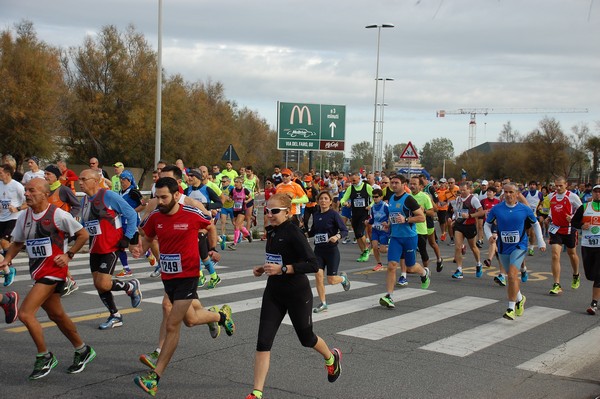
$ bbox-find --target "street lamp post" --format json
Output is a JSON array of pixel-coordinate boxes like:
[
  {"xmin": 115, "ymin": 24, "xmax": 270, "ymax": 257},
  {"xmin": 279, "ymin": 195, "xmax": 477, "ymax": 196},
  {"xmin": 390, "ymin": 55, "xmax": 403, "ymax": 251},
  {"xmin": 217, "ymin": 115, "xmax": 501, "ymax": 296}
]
[
  {"xmin": 366, "ymin": 23, "xmax": 394, "ymax": 174},
  {"xmin": 377, "ymin": 77, "xmax": 393, "ymax": 170},
  {"xmin": 154, "ymin": 0, "xmax": 163, "ymax": 168}
]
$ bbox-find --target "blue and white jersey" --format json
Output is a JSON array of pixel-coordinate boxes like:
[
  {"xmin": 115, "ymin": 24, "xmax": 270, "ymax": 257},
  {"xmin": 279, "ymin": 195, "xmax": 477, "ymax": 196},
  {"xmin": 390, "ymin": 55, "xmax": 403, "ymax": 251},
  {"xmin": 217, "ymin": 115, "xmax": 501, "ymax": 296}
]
[
  {"xmin": 486, "ymin": 202, "xmax": 537, "ymax": 255},
  {"xmin": 369, "ymin": 201, "xmax": 389, "ymax": 231},
  {"xmin": 388, "ymin": 193, "xmax": 420, "ymax": 238}
]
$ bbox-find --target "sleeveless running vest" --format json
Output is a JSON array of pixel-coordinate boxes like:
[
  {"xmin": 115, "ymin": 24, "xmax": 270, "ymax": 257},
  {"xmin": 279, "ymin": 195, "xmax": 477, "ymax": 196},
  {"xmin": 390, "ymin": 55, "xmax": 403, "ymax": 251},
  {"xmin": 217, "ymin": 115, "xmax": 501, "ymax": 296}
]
[{"xmin": 81, "ymin": 188, "xmax": 123, "ymax": 253}]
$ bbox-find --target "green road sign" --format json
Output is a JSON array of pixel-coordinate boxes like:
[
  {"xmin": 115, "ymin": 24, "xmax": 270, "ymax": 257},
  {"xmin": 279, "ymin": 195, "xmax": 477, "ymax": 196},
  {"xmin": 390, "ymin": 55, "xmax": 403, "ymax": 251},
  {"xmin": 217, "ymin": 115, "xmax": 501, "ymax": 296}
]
[{"xmin": 277, "ymin": 102, "xmax": 345, "ymax": 151}]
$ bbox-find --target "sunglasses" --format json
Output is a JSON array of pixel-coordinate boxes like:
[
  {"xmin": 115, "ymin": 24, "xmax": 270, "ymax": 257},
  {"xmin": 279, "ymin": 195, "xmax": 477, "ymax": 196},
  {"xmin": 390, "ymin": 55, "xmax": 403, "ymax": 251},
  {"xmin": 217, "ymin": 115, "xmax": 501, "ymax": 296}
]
[
  {"xmin": 265, "ymin": 207, "xmax": 287, "ymax": 215},
  {"xmin": 281, "ymin": 174, "xmax": 290, "ymax": 177},
  {"xmin": 373, "ymin": 195, "xmax": 380, "ymax": 198},
  {"xmin": 381, "ymin": 182, "xmax": 389, "ymax": 184}
]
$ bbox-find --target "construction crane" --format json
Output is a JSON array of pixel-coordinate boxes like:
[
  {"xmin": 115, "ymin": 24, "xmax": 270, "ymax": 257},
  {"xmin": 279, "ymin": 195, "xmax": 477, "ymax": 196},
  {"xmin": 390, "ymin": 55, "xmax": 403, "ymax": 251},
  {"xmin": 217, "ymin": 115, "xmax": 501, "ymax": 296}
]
[{"xmin": 436, "ymin": 108, "xmax": 589, "ymax": 149}]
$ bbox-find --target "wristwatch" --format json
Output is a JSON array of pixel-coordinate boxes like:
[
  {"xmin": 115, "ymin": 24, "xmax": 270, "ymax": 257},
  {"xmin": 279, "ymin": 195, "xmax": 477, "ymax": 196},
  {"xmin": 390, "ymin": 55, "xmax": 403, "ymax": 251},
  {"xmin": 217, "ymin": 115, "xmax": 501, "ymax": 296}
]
[
  {"xmin": 66, "ymin": 251, "xmax": 75, "ymax": 259},
  {"xmin": 281, "ymin": 265, "xmax": 288, "ymax": 275}
]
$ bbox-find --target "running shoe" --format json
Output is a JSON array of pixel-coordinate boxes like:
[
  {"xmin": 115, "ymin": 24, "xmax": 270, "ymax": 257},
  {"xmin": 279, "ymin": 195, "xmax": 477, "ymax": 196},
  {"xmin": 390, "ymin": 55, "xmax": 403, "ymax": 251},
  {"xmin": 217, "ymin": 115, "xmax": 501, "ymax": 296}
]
[
  {"xmin": 220, "ymin": 235, "xmax": 227, "ymax": 250},
  {"xmin": 549, "ymin": 283, "xmax": 563, "ymax": 295},
  {"xmin": 67, "ymin": 345, "xmax": 96, "ymax": 374},
  {"xmin": 515, "ymin": 295, "xmax": 526, "ymax": 317},
  {"xmin": 1, "ymin": 291, "xmax": 18, "ymax": 324},
  {"xmin": 219, "ymin": 304, "xmax": 235, "ymax": 336},
  {"xmin": 449, "ymin": 238, "xmax": 455, "ymax": 246},
  {"xmin": 29, "ymin": 352, "xmax": 58, "ymax": 380},
  {"xmin": 483, "ymin": 259, "xmax": 492, "ymax": 267},
  {"xmin": 461, "ymin": 244, "xmax": 466, "ymax": 255},
  {"xmin": 421, "ymin": 268, "xmax": 431, "ymax": 289},
  {"xmin": 134, "ymin": 371, "xmax": 159, "ymax": 396},
  {"xmin": 247, "ymin": 233, "xmax": 253, "ymax": 243},
  {"xmin": 436, "ymin": 258, "xmax": 444, "ymax": 273},
  {"xmin": 127, "ymin": 279, "xmax": 142, "ymax": 308},
  {"xmin": 440, "ymin": 232, "xmax": 447, "ymax": 241},
  {"xmin": 139, "ymin": 350, "xmax": 160, "ymax": 369},
  {"xmin": 379, "ymin": 294, "xmax": 395, "ymax": 309},
  {"xmin": 528, "ymin": 248, "xmax": 534, "ymax": 256},
  {"xmin": 357, "ymin": 250, "xmax": 369, "ymax": 262},
  {"xmin": 313, "ymin": 303, "xmax": 328, "ymax": 313},
  {"xmin": 150, "ymin": 265, "xmax": 161, "ymax": 278},
  {"xmin": 396, "ymin": 276, "xmax": 408, "ymax": 286},
  {"xmin": 503, "ymin": 308, "xmax": 516, "ymax": 321},
  {"xmin": 2, "ymin": 266, "xmax": 16, "ymax": 287},
  {"xmin": 207, "ymin": 306, "xmax": 221, "ymax": 339},
  {"xmin": 340, "ymin": 272, "xmax": 351, "ymax": 291},
  {"xmin": 572, "ymin": 274, "xmax": 581, "ymax": 290},
  {"xmin": 207, "ymin": 276, "xmax": 221, "ymax": 289},
  {"xmin": 494, "ymin": 274, "xmax": 507, "ymax": 287},
  {"xmin": 326, "ymin": 348, "xmax": 342, "ymax": 383},
  {"xmin": 475, "ymin": 263, "xmax": 483, "ymax": 278},
  {"xmin": 352, "ymin": 238, "xmax": 357, "ymax": 244},
  {"xmin": 62, "ymin": 278, "xmax": 79, "ymax": 296},
  {"xmin": 342, "ymin": 236, "xmax": 351, "ymax": 244},
  {"xmin": 198, "ymin": 273, "xmax": 206, "ymax": 287},
  {"xmin": 147, "ymin": 253, "xmax": 157, "ymax": 267},
  {"xmin": 227, "ymin": 243, "xmax": 236, "ymax": 251},
  {"xmin": 452, "ymin": 269, "xmax": 464, "ymax": 279},
  {"xmin": 116, "ymin": 270, "xmax": 133, "ymax": 278},
  {"xmin": 587, "ymin": 301, "xmax": 598, "ymax": 315},
  {"xmin": 99, "ymin": 314, "xmax": 123, "ymax": 330},
  {"xmin": 246, "ymin": 393, "xmax": 262, "ymax": 399},
  {"xmin": 373, "ymin": 263, "xmax": 383, "ymax": 271},
  {"xmin": 521, "ymin": 268, "xmax": 528, "ymax": 283},
  {"xmin": 476, "ymin": 239, "xmax": 483, "ymax": 249}
]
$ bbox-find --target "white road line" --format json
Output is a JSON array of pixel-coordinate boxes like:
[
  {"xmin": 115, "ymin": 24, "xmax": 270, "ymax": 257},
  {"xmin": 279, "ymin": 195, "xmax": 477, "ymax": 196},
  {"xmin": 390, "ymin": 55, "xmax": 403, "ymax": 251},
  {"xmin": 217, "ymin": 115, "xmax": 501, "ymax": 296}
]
[
  {"xmin": 337, "ymin": 296, "xmax": 497, "ymax": 340},
  {"xmin": 516, "ymin": 325, "xmax": 600, "ymax": 376},
  {"xmin": 420, "ymin": 306, "xmax": 569, "ymax": 357},
  {"xmin": 283, "ymin": 288, "xmax": 434, "ymax": 325}
]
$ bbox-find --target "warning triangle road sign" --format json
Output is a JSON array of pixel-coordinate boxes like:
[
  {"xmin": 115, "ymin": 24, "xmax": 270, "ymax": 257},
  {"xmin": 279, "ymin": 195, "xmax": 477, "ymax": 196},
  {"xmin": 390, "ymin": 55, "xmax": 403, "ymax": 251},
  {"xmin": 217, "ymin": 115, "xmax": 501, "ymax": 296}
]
[
  {"xmin": 221, "ymin": 144, "xmax": 240, "ymax": 161},
  {"xmin": 400, "ymin": 141, "xmax": 419, "ymax": 160}
]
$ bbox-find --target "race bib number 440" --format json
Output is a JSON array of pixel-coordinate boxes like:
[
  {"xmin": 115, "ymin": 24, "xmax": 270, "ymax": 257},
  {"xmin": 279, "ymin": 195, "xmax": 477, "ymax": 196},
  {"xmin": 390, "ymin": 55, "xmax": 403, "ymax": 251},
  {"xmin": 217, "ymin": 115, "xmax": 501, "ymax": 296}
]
[{"xmin": 26, "ymin": 237, "xmax": 52, "ymax": 259}]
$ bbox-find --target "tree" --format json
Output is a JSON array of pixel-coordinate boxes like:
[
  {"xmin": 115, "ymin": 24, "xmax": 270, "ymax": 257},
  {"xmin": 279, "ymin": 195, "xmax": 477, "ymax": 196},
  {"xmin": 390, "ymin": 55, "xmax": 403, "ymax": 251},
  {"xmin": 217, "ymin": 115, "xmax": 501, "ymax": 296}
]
[
  {"xmin": 350, "ymin": 141, "xmax": 373, "ymax": 171},
  {"xmin": 497, "ymin": 121, "xmax": 521, "ymax": 143},
  {"xmin": 586, "ymin": 131, "xmax": 600, "ymax": 183},
  {"xmin": 0, "ymin": 21, "xmax": 66, "ymax": 168},
  {"xmin": 569, "ymin": 123, "xmax": 591, "ymax": 182},
  {"xmin": 392, "ymin": 143, "xmax": 407, "ymax": 161},
  {"xmin": 383, "ymin": 143, "xmax": 394, "ymax": 171},
  {"xmin": 523, "ymin": 117, "xmax": 570, "ymax": 182},
  {"xmin": 419, "ymin": 137, "xmax": 454, "ymax": 172}
]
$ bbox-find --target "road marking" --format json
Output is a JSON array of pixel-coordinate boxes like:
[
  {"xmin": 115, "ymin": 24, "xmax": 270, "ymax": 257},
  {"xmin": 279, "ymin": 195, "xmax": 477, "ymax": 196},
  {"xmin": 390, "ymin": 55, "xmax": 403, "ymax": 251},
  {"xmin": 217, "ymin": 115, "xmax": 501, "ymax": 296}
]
[
  {"xmin": 337, "ymin": 296, "xmax": 497, "ymax": 340},
  {"xmin": 5, "ymin": 308, "xmax": 142, "ymax": 333},
  {"xmin": 284, "ymin": 288, "xmax": 433, "ymax": 324},
  {"xmin": 517, "ymin": 325, "xmax": 600, "ymax": 376},
  {"xmin": 420, "ymin": 306, "xmax": 568, "ymax": 356}
]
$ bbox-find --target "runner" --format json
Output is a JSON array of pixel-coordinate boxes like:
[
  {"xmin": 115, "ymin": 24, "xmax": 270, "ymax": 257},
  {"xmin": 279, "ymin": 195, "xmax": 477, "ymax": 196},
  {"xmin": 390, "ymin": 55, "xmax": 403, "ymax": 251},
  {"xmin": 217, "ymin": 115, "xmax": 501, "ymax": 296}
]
[
  {"xmin": 379, "ymin": 174, "xmax": 430, "ymax": 309},
  {"xmin": 134, "ymin": 177, "xmax": 234, "ymax": 396},
  {"xmin": 274, "ymin": 168, "xmax": 308, "ymax": 226},
  {"xmin": 0, "ymin": 178, "xmax": 95, "ymax": 379},
  {"xmin": 78, "ymin": 169, "xmax": 142, "ymax": 329},
  {"xmin": 485, "ymin": 182, "xmax": 546, "ymax": 320},
  {"xmin": 547, "ymin": 177, "xmax": 582, "ymax": 295},
  {"xmin": 368, "ymin": 188, "xmax": 389, "ymax": 271},
  {"xmin": 340, "ymin": 172, "xmax": 373, "ymax": 263},
  {"xmin": 309, "ymin": 191, "xmax": 349, "ymax": 313},
  {"xmin": 22, "ymin": 156, "xmax": 45, "ymax": 184},
  {"xmin": 246, "ymin": 193, "xmax": 341, "ymax": 399},
  {"xmin": 0, "ymin": 163, "xmax": 24, "ymax": 285},
  {"xmin": 227, "ymin": 177, "xmax": 253, "ymax": 250},
  {"xmin": 523, "ymin": 181, "xmax": 544, "ymax": 256},
  {"xmin": 571, "ymin": 184, "xmax": 600, "ymax": 314}
]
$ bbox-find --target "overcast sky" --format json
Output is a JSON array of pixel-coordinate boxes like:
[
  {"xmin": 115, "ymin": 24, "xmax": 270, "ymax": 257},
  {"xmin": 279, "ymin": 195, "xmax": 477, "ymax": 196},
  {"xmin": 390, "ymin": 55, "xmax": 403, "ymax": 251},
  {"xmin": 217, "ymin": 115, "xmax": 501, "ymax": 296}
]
[{"xmin": 3, "ymin": 0, "xmax": 599, "ymax": 158}]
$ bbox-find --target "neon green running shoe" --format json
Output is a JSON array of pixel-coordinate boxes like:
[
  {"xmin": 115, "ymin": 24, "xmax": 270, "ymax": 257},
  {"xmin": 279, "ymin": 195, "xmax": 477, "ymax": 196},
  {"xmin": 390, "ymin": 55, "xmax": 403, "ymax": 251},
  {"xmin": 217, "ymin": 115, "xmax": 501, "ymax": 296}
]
[
  {"xmin": 219, "ymin": 304, "xmax": 235, "ymax": 336},
  {"xmin": 198, "ymin": 272, "xmax": 206, "ymax": 287},
  {"xmin": 134, "ymin": 371, "xmax": 158, "ymax": 396},
  {"xmin": 515, "ymin": 295, "xmax": 526, "ymax": 317},
  {"xmin": 139, "ymin": 350, "xmax": 159, "ymax": 370},
  {"xmin": 503, "ymin": 308, "xmax": 515, "ymax": 320},
  {"xmin": 420, "ymin": 268, "xmax": 431, "ymax": 289},
  {"xmin": 549, "ymin": 283, "xmax": 563, "ymax": 295},
  {"xmin": 379, "ymin": 295, "xmax": 395, "ymax": 309},
  {"xmin": 207, "ymin": 306, "xmax": 221, "ymax": 339},
  {"xmin": 571, "ymin": 274, "xmax": 580, "ymax": 290}
]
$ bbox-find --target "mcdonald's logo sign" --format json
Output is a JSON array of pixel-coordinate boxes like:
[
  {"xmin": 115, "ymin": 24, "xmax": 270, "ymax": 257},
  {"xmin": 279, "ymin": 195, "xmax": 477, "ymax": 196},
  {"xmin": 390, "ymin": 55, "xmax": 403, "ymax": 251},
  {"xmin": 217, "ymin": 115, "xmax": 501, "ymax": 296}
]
[{"xmin": 290, "ymin": 105, "xmax": 312, "ymax": 125}]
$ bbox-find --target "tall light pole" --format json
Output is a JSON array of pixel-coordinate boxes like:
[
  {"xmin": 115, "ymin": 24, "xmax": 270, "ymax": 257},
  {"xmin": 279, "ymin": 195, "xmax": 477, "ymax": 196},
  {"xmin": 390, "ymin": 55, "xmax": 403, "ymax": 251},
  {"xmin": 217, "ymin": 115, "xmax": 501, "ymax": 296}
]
[
  {"xmin": 366, "ymin": 23, "xmax": 394, "ymax": 173},
  {"xmin": 377, "ymin": 77, "xmax": 393, "ymax": 170},
  {"xmin": 154, "ymin": 0, "xmax": 163, "ymax": 168}
]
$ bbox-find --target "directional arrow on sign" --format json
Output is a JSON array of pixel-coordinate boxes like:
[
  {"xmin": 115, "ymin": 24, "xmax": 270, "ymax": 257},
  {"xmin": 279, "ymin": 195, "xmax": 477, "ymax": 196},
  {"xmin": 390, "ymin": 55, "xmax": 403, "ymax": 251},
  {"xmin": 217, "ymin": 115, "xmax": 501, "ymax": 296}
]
[{"xmin": 329, "ymin": 122, "xmax": 336, "ymax": 138}]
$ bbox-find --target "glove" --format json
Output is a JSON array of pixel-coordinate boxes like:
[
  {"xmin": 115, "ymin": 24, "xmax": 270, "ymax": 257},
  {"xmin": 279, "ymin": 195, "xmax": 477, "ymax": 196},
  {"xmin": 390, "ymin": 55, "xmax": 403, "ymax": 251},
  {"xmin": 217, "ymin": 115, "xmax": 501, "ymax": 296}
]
[{"xmin": 118, "ymin": 236, "xmax": 131, "ymax": 250}]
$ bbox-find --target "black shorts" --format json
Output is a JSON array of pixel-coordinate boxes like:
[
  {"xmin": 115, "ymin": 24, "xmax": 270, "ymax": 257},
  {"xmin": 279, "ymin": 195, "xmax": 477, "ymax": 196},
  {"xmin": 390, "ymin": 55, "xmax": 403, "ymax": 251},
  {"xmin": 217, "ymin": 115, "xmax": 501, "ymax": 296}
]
[
  {"xmin": 549, "ymin": 230, "xmax": 578, "ymax": 249},
  {"xmin": 315, "ymin": 245, "xmax": 341, "ymax": 276},
  {"xmin": 0, "ymin": 219, "xmax": 16, "ymax": 241},
  {"xmin": 453, "ymin": 223, "xmax": 478, "ymax": 240},
  {"xmin": 417, "ymin": 234, "xmax": 429, "ymax": 263},
  {"xmin": 36, "ymin": 278, "xmax": 66, "ymax": 294},
  {"xmin": 351, "ymin": 212, "xmax": 369, "ymax": 239},
  {"xmin": 437, "ymin": 210, "xmax": 447, "ymax": 223},
  {"xmin": 89, "ymin": 252, "xmax": 119, "ymax": 275},
  {"xmin": 247, "ymin": 199, "xmax": 254, "ymax": 208},
  {"xmin": 582, "ymin": 246, "xmax": 600, "ymax": 284},
  {"xmin": 163, "ymin": 276, "xmax": 199, "ymax": 303}
]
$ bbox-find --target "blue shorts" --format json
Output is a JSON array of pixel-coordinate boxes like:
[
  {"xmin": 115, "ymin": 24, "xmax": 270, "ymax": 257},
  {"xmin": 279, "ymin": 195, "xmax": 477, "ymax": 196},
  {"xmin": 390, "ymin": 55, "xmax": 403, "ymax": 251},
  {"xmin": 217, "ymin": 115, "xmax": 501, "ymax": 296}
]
[
  {"xmin": 387, "ymin": 236, "xmax": 418, "ymax": 267},
  {"xmin": 221, "ymin": 207, "xmax": 234, "ymax": 219},
  {"xmin": 341, "ymin": 206, "xmax": 352, "ymax": 219},
  {"xmin": 498, "ymin": 248, "xmax": 527, "ymax": 271},
  {"xmin": 371, "ymin": 228, "xmax": 389, "ymax": 245}
]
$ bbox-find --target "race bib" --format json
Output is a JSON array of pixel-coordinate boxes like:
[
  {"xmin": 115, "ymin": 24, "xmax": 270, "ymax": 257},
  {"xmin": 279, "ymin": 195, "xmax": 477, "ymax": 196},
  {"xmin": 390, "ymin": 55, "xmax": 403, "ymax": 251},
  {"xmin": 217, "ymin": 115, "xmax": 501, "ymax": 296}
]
[
  {"xmin": 374, "ymin": 223, "xmax": 384, "ymax": 230},
  {"xmin": 353, "ymin": 197, "xmax": 366, "ymax": 208},
  {"xmin": 500, "ymin": 231, "xmax": 520, "ymax": 244},
  {"xmin": 26, "ymin": 237, "xmax": 52, "ymax": 259},
  {"xmin": 389, "ymin": 212, "xmax": 402, "ymax": 224},
  {"xmin": 84, "ymin": 220, "xmax": 102, "ymax": 236},
  {"xmin": 582, "ymin": 234, "xmax": 600, "ymax": 247},
  {"xmin": 160, "ymin": 254, "xmax": 182, "ymax": 274},
  {"xmin": 314, "ymin": 233, "xmax": 329, "ymax": 244},
  {"xmin": 233, "ymin": 201, "xmax": 243, "ymax": 210},
  {"xmin": 265, "ymin": 253, "xmax": 283, "ymax": 265},
  {"xmin": 548, "ymin": 224, "xmax": 559, "ymax": 235},
  {"xmin": 1, "ymin": 200, "xmax": 9, "ymax": 210}
]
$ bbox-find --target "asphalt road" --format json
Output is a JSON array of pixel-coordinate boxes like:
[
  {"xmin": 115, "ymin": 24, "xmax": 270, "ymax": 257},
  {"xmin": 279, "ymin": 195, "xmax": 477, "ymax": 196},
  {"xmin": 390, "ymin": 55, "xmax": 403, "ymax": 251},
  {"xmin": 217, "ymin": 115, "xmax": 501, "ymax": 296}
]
[{"xmin": 2, "ymin": 233, "xmax": 600, "ymax": 399}]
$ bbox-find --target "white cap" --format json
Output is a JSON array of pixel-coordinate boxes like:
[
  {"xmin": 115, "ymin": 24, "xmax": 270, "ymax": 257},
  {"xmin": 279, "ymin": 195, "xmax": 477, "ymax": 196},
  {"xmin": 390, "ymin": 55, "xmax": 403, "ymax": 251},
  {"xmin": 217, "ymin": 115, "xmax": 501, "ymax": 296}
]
[
  {"xmin": 439, "ymin": 178, "xmax": 447, "ymax": 183},
  {"xmin": 594, "ymin": 184, "xmax": 600, "ymax": 190},
  {"xmin": 325, "ymin": 169, "xmax": 330, "ymax": 173},
  {"xmin": 481, "ymin": 180, "xmax": 488, "ymax": 185}
]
